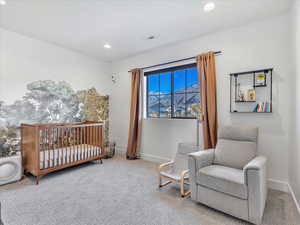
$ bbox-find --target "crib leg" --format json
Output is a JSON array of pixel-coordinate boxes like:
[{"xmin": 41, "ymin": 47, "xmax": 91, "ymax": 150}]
[
  {"xmin": 99, "ymin": 158, "xmax": 103, "ymax": 164},
  {"xmin": 35, "ymin": 175, "xmax": 41, "ymax": 185}
]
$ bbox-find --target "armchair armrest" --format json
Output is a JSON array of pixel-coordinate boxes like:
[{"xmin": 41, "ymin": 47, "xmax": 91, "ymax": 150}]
[
  {"xmin": 243, "ymin": 156, "xmax": 267, "ymax": 184},
  {"xmin": 188, "ymin": 149, "xmax": 214, "ymax": 200},
  {"xmin": 244, "ymin": 156, "xmax": 267, "ymax": 172},
  {"xmin": 188, "ymin": 149, "xmax": 215, "ymax": 172},
  {"xmin": 243, "ymin": 156, "xmax": 267, "ymax": 224}
]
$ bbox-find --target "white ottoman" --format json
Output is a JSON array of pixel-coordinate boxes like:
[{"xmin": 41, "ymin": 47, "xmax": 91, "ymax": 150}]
[{"xmin": 0, "ymin": 154, "xmax": 22, "ymax": 186}]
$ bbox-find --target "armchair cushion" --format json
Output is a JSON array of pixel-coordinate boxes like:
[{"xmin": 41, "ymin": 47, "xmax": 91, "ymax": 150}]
[
  {"xmin": 197, "ymin": 165, "xmax": 248, "ymax": 199},
  {"xmin": 214, "ymin": 139, "xmax": 257, "ymax": 169}
]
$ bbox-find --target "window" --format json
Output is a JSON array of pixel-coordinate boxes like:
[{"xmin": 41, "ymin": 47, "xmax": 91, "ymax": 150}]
[{"xmin": 146, "ymin": 63, "xmax": 200, "ymax": 119}]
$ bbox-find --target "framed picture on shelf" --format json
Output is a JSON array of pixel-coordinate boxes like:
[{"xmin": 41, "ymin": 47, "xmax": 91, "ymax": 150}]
[
  {"xmin": 255, "ymin": 73, "xmax": 266, "ymax": 87},
  {"xmin": 247, "ymin": 89, "xmax": 256, "ymax": 101}
]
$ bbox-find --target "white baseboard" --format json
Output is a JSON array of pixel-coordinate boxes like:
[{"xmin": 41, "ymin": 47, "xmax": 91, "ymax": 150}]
[
  {"xmin": 115, "ymin": 147, "xmax": 126, "ymax": 156},
  {"xmin": 268, "ymin": 179, "xmax": 289, "ymax": 193},
  {"xmin": 288, "ymin": 183, "xmax": 300, "ymax": 216},
  {"xmin": 139, "ymin": 152, "xmax": 170, "ymax": 164},
  {"xmin": 115, "ymin": 147, "xmax": 170, "ymax": 163}
]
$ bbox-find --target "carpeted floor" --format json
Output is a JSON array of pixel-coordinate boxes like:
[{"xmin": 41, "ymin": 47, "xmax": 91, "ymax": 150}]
[{"xmin": 0, "ymin": 156, "xmax": 299, "ymax": 225}]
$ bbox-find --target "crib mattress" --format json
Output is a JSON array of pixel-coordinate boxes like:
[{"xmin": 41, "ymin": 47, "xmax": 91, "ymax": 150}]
[{"xmin": 39, "ymin": 144, "xmax": 102, "ymax": 169}]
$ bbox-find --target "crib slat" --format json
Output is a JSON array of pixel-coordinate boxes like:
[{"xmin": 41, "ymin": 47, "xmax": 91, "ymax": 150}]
[
  {"xmin": 88, "ymin": 125, "xmax": 90, "ymax": 158},
  {"xmin": 85, "ymin": 126, "xmax": 87, "ymax": 159},
  {"xmin": 50, "ymin": 128, "xmax": 53, "ymax": 168},
  {"xmin": 72, "ymin": 128, "xmax": 75, "ymax": 163},
  {"xmin": 81, "ymin": 127, "xmax": 84, "ymax": 160},
  {"xmin": 92, "ymin": 125, "xmax": 94, "ymax": 157},
  {"xmin": 77, "ymin": 127, "xmax": 80, "ymax": 160},
  {"xmin": 98, "ymin": 125, "xmax": 100, "ymax": 156},
  {"xmin": 58, "ymin": 128, "xmax": 61, "ymax": 166},
  {"xmin": 79, "ymin": 127, "xmax": 81, "ymax": 160},
  {"xmin": 90, "ymin": 125, "xmax": 93, "ymax": 158},
  {"xmin": 92, "ymin": 125, "xmax": 95, "ymax": 157},
  {"xmin": 89, "ymin": 125, "xmax": 92, "ymax": 158},
  {"xmin": 96, "ymin": 126, "xmax": 99, "ymax": 156},
  {"xmin": 93, "ymin": 125, "xmax": 95, "ymax": 157},
  {"xmin": 88, "ymin": 126, "xmax": 92, "ymax": 158},
  {"xmin": 96, "ymin": 125, "xmax": 98, "ymax": 157},
  {"xmin": 56, "ymin": 128, "xmax": 58, "ymax": 167},
  {"xmin": 68, "ymin": 128, "xmax": 70, "ymax": 163},
  {"xmin": 42, "ymin": 129, "xmax": 45, "ymax": 170},
  {"xmin": 95, "ymin": 125, "xmax": 97, "ymax": 156},
  {"xmin": 78, "ymin": 127, "xmax": 81, "ymax": 160},
  {"xmin": 94, "ymin": 125, "xmax": 96, "ymax": 157},
  {"xmin": 86, "ymin": 126, "xmax": 88, "ymax": 159},
  {"xmin": 81, "ymin": 127, "xmax": 83, "ymax": 160},
  {"xmin": 48, "ymin": 128, "xmax": 50, "ymax": 169},
  {"xmin": 64, "ymin": 128, "xmax": 67, "ymax": 164},
  {"xmin": 91, "ymin": 125, "xmax": 94, "ymax": 157},
  {"xmin": 96, "ymin": 125, "xmax": 99, "ymax": 156},
  {"xmin": 65, "ymin": 128, "xmax": 67, "ymax": 164},
  {"xmin": 100, "ymin": 125, "xmax": 103, "ymax": 155},
  {"xmin": 45, "ymin": 128, "xmax": 48, "ymax": 169},
  {"xmin": 76, "ymin": 127, "xmax": 78, "ymax": 161},
  {"xmin": 99, "ymin": 125, "xmax": 101, "ymax": 156},
  {"xmin": 55, "ymin": 128, "xmax": 58, "ymax": 167},
  {"xmin": 88, "ymin": 126, "xmax": 90, "ymax": 158}
]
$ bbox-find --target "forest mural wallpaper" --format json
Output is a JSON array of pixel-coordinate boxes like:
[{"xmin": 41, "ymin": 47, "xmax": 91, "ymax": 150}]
[{"xmin": 0, "ymin": 80, "xmax": 109, "ymax": 157}]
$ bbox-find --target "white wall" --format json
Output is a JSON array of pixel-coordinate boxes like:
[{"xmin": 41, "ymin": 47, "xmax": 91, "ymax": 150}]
[
  {"xmin": 110, "ymin": 13, "xmax": 293, "ymax": 185},
  {"xmin": 0, "ymin": 28, "xmax": 112, "ymax": 104},
  {"xmin": 290, "ymin": 0, "xmax": 300, "ymax": 209}
]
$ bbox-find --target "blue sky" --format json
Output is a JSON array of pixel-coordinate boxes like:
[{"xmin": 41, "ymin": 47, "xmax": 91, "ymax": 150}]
[{"xmin": 148, "ymin": 67, "xmax": 198, "ymax": 94}]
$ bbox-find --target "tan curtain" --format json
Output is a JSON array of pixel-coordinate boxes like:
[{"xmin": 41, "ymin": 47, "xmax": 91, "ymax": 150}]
[
  {"xmin": 196, "ymin": 52, "xmax": 218, "ymax": 149},
  {"xmin": 126, "ymin": 68, "xmax": 143, "ymax": 160}
]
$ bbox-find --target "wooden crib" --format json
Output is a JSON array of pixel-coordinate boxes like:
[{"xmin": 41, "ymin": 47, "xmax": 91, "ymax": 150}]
[{"xmin": 21, "ymin": 121, "xmax": 105, "ymax": 184}]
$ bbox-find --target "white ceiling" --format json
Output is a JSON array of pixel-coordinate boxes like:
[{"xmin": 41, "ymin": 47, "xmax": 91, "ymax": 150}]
[{"xmin": 0, "ymin": 0, "xmax": 292, "ymax": 62}]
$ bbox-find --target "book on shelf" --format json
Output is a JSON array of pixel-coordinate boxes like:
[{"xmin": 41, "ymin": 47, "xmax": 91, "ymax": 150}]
[
  {"xmin": 253, "ymin": 104, "xmax": 259, "ymax": 112},
  {"xmin": 253, "ymin": 102, "xmax": 269, "ymax": 112}
]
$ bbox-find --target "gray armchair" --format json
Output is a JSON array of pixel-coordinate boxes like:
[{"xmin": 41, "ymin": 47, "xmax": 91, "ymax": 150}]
[{"xmin": 188, "ymin": 126, "xmax": 267, "ymax": 225}]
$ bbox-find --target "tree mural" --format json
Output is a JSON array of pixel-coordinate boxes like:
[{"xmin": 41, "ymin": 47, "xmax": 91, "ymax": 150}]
[{"xmin": 0, "ymin": 80, "xmax": 109, "ymax": 157}]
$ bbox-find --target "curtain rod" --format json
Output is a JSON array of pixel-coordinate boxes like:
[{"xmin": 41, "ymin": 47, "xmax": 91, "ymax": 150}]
[{"xmin": 128, "ymin": 51, "xmax": 222, "ymax": 73}]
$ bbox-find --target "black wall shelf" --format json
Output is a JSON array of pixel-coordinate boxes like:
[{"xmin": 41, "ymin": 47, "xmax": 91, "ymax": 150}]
[
  {"xmin": 230, "ymin": 68, "xmax": 273, "ymax": 113},
  {"xmin": 235, "ymin": 101, "xmax": 256, "ymax": 103}
]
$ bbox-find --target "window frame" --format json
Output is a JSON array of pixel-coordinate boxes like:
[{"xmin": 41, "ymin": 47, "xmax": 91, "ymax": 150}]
[{"xmin": 145, "ymin": 63, "xmax": 199, "ymax": 119}]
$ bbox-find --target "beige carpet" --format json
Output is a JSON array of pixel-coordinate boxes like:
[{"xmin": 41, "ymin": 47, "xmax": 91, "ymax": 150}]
[{"xmin": 0, "ymin": 156, "xmax": 299, "ymax": 225}]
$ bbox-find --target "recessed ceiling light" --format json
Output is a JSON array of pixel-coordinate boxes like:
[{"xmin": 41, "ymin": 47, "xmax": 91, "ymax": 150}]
[
  {"xmin": 0, "ymin": 0, "xmax": 6, "ymax": 6},
  {"xmin": 104, "ymin": 44, "xmax": 111, "ymax": 49},
  {"xmin": 204, "ymin": 2, "xmax": 215, "ymax": 12}
]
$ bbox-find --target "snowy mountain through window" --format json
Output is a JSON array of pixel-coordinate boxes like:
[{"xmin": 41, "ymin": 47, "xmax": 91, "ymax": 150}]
[{"xmin": 146, "ymin": 63, "xmax": 200, "ymax": 119}]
